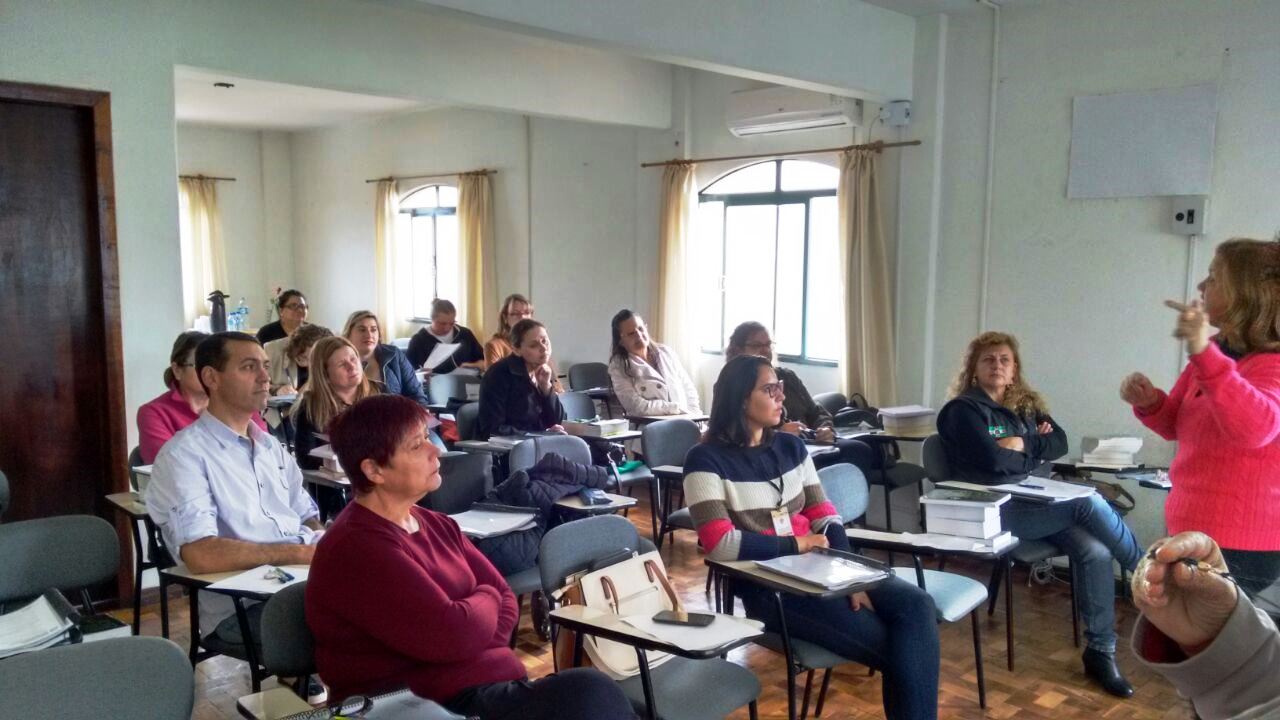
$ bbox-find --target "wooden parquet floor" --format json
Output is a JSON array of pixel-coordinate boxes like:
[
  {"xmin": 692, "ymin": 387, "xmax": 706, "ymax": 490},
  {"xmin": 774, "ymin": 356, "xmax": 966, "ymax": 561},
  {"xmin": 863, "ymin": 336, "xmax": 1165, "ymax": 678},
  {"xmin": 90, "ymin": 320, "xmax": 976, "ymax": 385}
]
[{"xmin": 112, "ymin": 493, "xmax": 1194, "ymax": 720}]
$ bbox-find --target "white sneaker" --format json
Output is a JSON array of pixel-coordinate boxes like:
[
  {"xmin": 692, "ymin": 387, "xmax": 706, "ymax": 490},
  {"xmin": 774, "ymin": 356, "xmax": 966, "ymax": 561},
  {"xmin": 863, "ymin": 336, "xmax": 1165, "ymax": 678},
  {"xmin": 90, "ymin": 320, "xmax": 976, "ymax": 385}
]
[{"xmin": 305, "ymin": 676, "xmax": 328, "ymax": 705}]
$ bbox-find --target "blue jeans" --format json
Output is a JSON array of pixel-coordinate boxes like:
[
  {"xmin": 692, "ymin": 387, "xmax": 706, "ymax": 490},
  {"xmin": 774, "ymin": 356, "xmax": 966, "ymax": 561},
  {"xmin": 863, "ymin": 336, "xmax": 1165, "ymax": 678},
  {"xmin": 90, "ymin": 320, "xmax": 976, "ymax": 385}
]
[
  {"xmin": 740, "ymin": 575, "xmax": 940, "ymax": 720},
  {"xmin": 446, "ymin": 668, "xmax": 636, "ymax": 720},
  {"xmin": 1001, "ymin": 494, "xmax": 1141, "ymax": 653}
]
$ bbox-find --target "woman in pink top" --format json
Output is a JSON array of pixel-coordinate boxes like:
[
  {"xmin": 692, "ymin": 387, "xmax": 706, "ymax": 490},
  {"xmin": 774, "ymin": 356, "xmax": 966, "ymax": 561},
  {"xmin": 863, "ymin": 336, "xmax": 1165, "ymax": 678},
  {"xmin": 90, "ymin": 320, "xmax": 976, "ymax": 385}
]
[
  {"xmin": 1122, "ymin": 238, "xmax": 1280, "ymax": 598},
  {"xmin": 136, "ymin": 331, "xmax": 266, "ymax": 463}
]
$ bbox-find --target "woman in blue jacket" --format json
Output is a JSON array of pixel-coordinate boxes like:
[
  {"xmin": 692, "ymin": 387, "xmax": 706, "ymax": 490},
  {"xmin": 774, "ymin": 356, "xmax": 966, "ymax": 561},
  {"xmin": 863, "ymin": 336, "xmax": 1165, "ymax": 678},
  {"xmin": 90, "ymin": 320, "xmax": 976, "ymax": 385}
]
[{"xmin": 344, "ymin": 309, "xmax": 444, "ymax": 448}]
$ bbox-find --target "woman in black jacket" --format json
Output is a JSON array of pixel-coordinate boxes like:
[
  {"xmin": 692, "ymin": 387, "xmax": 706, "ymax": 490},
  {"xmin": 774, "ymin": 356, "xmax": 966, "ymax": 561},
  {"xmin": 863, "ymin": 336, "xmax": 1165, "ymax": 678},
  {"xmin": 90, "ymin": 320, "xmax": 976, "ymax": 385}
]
[
  {"xmin": 478, "ymin": 319, "xmax": 566, "ymax": 439},
  {"xmin": 936, "ymin": 331, "xmax": 1141, "ymax": 698}
]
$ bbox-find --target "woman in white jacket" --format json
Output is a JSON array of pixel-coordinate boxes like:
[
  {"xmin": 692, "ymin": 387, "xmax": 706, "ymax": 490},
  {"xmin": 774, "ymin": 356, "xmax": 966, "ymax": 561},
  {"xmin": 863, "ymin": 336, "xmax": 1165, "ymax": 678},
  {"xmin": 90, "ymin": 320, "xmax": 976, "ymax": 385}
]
[{"xmin": 607, "ymin": 309, "xmax": 702, "ymax": 417}]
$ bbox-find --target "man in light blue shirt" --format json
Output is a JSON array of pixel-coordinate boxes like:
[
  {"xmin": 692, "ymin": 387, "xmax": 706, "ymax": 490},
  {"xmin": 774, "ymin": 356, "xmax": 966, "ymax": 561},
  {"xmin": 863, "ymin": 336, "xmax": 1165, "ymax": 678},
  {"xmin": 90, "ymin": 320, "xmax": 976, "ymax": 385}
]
[{"xmin": 148, "ymin": 332, "xmax": 322, "ymax": 649}]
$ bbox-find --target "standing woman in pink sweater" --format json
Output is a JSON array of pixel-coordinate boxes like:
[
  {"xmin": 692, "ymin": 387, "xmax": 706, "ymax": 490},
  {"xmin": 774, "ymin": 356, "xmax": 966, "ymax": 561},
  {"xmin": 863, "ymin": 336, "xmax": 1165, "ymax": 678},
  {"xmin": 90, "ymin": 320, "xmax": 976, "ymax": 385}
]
[{"xmin": 1122, "ymin": 238, "xmax": 1280, "ymax": 598}]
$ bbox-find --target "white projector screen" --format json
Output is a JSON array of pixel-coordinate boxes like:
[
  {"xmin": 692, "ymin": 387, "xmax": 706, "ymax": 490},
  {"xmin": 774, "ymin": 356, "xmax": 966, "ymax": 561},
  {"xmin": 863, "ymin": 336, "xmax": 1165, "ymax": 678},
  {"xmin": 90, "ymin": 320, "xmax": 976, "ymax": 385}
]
[{"xmin": 1067, "ymin": 84, "xmax": 1217, "ymax": 199}]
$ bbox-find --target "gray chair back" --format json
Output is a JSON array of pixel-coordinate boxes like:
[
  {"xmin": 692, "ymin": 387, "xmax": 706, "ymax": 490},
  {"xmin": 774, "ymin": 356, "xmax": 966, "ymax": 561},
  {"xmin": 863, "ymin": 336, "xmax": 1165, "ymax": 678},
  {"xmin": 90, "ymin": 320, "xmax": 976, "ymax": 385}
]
[
  {"xmin": 567, "ymin": 362, "xmax": 610, "ymax": 391},
  {"xmin": 456, "ymin": 402, "xmax": 481, "ymax": 441},
  {"xmin": 421, "ymin": 451, "xmax": 493, "ymax": 514},
  {"xmin": 0, "ymin": 636, "xmax": 193, "ymax": 719},
  {"xmin": 539, "ymin": 515, "xmax": 657, "ymax": 595},
  {"xmin": 128, "ymin": 446, "xmax": 144, "ymax": 493},
  {"xmin": 813, "ymin": 392, "xmax": 848, "ymax": 416},
  {"xmin": 429, "ymin": 373, "xmax": 480, "ymax": 405},
  {"xmin": 921, "ymin": 434, "xmax": 953, "ymax": 482},
  {"xmin": 559, "ymin": 391, "xmax": 597, "ymax": 420},
  {"xmin": 508, "ymin": 435, "xmax": 592, "ymax": 473},
  {"xmin": 260, "ymin": 582, "xmax": 315, "ymax": 678},
  {"xmin": 817, "ymin": 463, "xmax": 870, "ymax": 524},
  {"xmin": 0, "ymin": 469, "xmax": 9, "ymax": 521},
  {"xmin": 0, "ymin": 515, "xmax": 120, "ymax": 605},
  {"xmin": 641, "ymin": 418, "xmax": 701, "ymax": 469}
]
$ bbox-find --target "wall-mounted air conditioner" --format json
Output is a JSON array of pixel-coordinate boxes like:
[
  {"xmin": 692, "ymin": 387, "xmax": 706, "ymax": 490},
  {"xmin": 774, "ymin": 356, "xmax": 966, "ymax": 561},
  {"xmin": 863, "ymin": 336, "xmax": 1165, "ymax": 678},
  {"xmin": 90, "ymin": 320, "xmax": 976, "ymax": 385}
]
[{"xmin": 727, "ymin": 86, "xmax": 862, "ymax": 137}]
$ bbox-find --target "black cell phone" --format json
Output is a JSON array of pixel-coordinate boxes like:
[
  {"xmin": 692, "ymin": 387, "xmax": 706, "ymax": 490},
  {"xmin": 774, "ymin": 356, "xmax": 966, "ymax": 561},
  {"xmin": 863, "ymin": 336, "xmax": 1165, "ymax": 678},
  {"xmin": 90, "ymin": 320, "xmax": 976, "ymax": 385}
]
[{"xmin": 652, "ymin": 610, "xmax": 715, "ymax": 627}]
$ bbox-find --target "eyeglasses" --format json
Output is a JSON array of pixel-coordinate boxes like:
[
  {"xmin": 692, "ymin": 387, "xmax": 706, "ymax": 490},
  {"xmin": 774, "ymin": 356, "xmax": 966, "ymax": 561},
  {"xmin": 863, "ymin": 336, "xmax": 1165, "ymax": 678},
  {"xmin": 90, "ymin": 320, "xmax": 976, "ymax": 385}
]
[
  {"xmin": 760, "ymin": 380, "xmax": 785, "ymax": 399},
  {"xmin": 283, "ymin": 303, "xmax": 308, "ymax": 311}
]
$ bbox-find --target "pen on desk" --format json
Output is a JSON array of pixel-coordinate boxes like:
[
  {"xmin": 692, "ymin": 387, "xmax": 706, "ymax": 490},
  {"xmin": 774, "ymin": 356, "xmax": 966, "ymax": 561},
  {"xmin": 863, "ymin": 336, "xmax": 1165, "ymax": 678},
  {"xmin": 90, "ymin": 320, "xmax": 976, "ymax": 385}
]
[{"xmin": 1021, "ymin": 484, "xmax": 1045, "ymax": 490}]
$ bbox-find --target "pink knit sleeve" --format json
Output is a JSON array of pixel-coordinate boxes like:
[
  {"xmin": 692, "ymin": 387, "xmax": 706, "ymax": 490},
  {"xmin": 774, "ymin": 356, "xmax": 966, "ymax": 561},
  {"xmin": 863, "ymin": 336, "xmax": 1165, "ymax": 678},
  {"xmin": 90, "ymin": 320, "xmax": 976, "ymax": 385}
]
[
  {"xmin": 1190, "ymin": 343, "xmax": 1280, "ymax": 449},
  {"xmin": 1135, "ymin": 368, "xmax": 1192, "ymax": 440}
]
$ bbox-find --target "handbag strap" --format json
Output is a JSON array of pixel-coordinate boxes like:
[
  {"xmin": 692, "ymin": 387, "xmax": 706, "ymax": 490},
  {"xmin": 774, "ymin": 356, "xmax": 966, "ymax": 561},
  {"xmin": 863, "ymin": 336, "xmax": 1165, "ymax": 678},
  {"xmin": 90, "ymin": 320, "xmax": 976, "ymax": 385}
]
[{"xmin": 644, "ymin": 559, "xmax": 683, "ymax": 612}]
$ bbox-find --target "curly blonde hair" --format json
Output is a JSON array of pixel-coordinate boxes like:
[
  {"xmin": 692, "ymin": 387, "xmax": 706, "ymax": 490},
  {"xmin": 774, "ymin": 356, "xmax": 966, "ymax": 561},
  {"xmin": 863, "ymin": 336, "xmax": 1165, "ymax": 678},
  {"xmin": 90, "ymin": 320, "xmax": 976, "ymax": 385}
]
[
  {"xmin": 1210, "ymin": 238, "xmax": 1280, "ymax": 355},
  {"xmin": 948, "ymin": 331, "xmax": 1048, "ymax": 417}
]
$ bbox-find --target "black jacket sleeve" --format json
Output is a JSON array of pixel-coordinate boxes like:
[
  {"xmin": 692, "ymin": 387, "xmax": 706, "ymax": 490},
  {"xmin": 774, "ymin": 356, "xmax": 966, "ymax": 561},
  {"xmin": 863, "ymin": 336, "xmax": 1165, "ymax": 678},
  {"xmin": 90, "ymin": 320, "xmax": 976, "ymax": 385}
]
[
  {"xmin": 1026, "ymin": 413, "xmax": 1068, "ymax": 462},
  {"xmin": 405, "ymin": 329, "xmax": 433, "ymax": 370},
  {"xmin": 777, "ymin": 367, "xmax": 835, "ymax": 430},
  {"xmin": 477, "ymin": 368, "xmax": 508, "ymax": 439},
  {"xmin": 291, "ymin": 406, "xmax": 322, "ymax": 471},
  {"xmin": 456, "ymin": 327, "xmax": 486, "ymax": 365},
  {"xmin": 936, "ymin": 399, "xmax": 1042, "ymax": 482}
]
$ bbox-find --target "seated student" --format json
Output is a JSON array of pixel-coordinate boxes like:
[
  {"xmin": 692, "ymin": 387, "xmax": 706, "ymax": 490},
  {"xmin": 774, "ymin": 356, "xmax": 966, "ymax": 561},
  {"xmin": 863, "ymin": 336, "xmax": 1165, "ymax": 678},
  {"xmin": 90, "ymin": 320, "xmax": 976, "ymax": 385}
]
[
  {"xmin": 406, "ymin": 298, "xmax": 486, "ymax": 374},
  {"xmin": 684, "ymin": 355, "xmax": 940, "ymax": 720},
  {"xmin": 483, "ymin": 293, "xmax": 533, "ymax": 369},
  {"xmin": 146, "ymin": 332, "xmax": 322, "ymax": 659},
  {"xmin": 724, "ymin": 321, "xmax": 877, "ymax": 471},
  {"xmin": 136, "ymin": 330, "xmax": 266, "ymax": 464},
  {"xmin": 292, "ymin": 336, "xmax": 381, "ymax": 471},
  {"xmin": 265, "ymin": 323, "xmax": 331, "ymax": 396},
  {"xmin": 607, "ymin": 309, "xmax": 701, "ymax": 417},
  {"xmin": 936, "ymin": 331, "xmax": 1142, "ymax": 698},
  {"xmin": 256, "ymin": 289, "xmax": 309, "ymax": 344},
  {"xmin": 1131, "ymin": 531, "xmax": 1280, "ymax": 719},
  {"xmin": 305, "ymin": 395, "xmax": 634, "ymax": 719},
  {"xmin": 478, "ymin": 319, "xmax": 566, "ymax": 439},
  {"xmin": 345, "ymin": 310, "xmax": 445, "ymax": 449}
]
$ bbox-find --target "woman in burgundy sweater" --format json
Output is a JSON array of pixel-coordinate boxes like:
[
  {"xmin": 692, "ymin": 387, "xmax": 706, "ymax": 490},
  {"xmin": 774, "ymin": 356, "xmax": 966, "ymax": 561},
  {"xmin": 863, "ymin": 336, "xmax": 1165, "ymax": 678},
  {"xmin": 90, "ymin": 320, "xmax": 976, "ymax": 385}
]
[
  {"xmin": 1123, "ymin": 238, "xmax": 1280, "ymax": 598},
  {"xmin": 305, "ymin": 394, "xmax": 634, "ymax": 719}
]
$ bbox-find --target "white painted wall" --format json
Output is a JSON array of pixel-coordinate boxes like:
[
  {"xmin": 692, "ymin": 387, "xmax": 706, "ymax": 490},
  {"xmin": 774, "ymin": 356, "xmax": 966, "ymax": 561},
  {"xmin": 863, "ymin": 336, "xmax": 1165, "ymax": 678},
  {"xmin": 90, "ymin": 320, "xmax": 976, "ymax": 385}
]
[
  {"xmin": 0, "ymin": 0, "xmax": 674, "ymax": 449},
  {"xmin": 898, "ymin": 0, "xmax": 1280, "ymax": 484},
  {"xmin": 176, "ymin": 125, "xmax": 295, "ymax": 326},
  {"xmin": 413, "ymin": 0, "xmax": 916, "ymax": 101}
]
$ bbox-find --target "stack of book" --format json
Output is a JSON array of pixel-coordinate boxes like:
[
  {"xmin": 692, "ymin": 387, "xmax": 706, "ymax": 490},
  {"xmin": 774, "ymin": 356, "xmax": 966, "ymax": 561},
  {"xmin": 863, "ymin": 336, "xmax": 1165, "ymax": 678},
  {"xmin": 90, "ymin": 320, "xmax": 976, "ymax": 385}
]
[
  {"xmin": 307, "ymin": 444, "xmax": 347, "ymax": 480},
  {"xmin": 877, "ymin": 405, "xmax": 936, "ymax": 436},
  {"xmin": 1081, "ymin": 436, "xmax": 1142, "ymax": 467},
  {"xmin": 919, "ymin": 487, "xmax": 1014, "ymax": 550}
]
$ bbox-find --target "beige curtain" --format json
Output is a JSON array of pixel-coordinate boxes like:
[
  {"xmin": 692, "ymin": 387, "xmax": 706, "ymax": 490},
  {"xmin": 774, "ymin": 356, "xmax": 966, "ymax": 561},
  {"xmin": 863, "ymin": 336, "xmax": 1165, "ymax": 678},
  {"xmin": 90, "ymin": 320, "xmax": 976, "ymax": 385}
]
[
  {"xmin": 374, "ymin": 180, "xmax": 408, "ymax": 339},
  {"xmin": 178, "ymin": 177, "xmax": 227, "ymax": 325},
  {"xmin": 457, "ymin": 172, "xmax": 497, "ymax": 339},
  {"xmin": 655, "ymin": 163, "xmax": 696, "ymax": 358},
  {"xmin": 838, "ymin": 148, "xmax": 897, "ymax": 405}
]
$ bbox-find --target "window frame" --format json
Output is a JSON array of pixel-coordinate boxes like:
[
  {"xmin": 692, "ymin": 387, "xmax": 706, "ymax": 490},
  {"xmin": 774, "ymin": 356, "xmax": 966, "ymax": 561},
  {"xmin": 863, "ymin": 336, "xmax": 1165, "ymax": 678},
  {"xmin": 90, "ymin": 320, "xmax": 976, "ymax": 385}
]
[
  {"xmin": 697, "ymin": 160, "xmax": 839, "ymax": 367},
  {"xmin": 398, "ymin": 184, "xmax": 458, "ymax": 323}
]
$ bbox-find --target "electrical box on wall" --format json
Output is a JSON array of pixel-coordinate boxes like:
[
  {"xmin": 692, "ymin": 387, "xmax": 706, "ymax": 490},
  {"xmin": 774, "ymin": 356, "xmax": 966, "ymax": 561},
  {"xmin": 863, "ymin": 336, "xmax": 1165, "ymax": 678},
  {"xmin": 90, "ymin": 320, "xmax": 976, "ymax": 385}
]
[
  {"xmin": 879, "ymin": 100, "xmax": 911, "ymax": 127},
  {"xmin": 1170, "ymin": 196, "xmax": 1208, "ymax": 235}
]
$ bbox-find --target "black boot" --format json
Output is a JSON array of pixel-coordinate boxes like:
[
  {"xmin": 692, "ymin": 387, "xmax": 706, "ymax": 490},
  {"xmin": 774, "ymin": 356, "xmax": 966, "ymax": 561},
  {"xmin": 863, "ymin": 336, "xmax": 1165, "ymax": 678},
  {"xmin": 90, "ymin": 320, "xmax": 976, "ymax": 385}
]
[{"xmin": 1082, "ymin": 647, "xmax": 1134, "ymax": 698}]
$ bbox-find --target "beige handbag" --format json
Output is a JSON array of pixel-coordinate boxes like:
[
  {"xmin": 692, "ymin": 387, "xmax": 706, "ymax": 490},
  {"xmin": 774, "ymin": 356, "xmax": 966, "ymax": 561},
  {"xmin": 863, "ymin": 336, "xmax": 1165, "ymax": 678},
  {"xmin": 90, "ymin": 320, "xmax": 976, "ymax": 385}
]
[{"xmin": 553, "ymin": 550, "xmax": 681, "ymax": 680}]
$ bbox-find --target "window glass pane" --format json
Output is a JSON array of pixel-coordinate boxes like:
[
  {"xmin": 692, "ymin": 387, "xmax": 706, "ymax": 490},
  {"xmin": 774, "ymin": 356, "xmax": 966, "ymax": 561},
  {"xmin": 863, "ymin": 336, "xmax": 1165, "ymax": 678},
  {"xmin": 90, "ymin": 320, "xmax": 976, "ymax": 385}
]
[
  {"xmin": 411, "ymin": 216, "xmax": 436, "ymax": 319},
  {"xmin": 805, "ymin": 196, "xmax": 842, "ymax": 362},
  {"xmin": 436, "ymin": 214, "xmax": 460, "ymax": 312},
  {"xmin": 702, "ymin": 161, "xmax": 777, "ymax": 195},
  {"xmin": 694, "ymin": 201, "xmax": 725, "ymax": 352},
  {"xmin": 780, "ymin": 160, "xmax": 839, "ymax": 192},
  {"xmin": 400, "ymin": 185, "xmax": 438, "ymax": 209},
  {"xmin": 774, "ymin": 204, "xmax": 805, "ymax": 356},
  {"xmin": 723, "ymin": 205, "xmax": 777, "ymax": 349},
  {"xmin": 437, "ymin": 185, "xmax": 458, "ymax": 208}
]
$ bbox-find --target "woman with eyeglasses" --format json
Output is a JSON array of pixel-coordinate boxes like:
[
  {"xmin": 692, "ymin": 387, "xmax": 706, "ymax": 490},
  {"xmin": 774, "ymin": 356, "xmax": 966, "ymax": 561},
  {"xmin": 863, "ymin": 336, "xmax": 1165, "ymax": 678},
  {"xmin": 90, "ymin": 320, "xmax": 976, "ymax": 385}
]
[
  {"xmin": 483, "ymin": 294, "xmax": 534, "ymax": 369},
  {"xmin": 306, "ymin": 394, "xmax": 635, "ymax": 719},
  {"xmin": 724, "ymin": 321, "xmax": 879, "ymax": 471},
  {"xmin": 684, "ymin": 355, "xmax": 940, "ymax": 720},
  {"xmin": 607, "ymin": 308, "xmax": 701, "ymax": 417},
  {"xmin": 136, "ymin": 330, "xmax": 266, "ymax": 463},
  {"xmin": 256, "ymin": 289, "xmax": 309, "ymax": 345},
  {"xmin": 292, "ymin": 336, "xmax": 382, "ymax": 471}
]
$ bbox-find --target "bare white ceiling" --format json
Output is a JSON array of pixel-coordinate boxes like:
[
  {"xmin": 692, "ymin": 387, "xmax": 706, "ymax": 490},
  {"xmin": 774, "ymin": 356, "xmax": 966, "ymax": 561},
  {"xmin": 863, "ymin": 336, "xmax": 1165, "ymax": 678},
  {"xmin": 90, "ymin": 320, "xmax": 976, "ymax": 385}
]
[
  {"xmin": 174, "ymin": 67, "xmax": 434, "ymax": 131},
  {"xmin": 859, "ymin": 0, "xmax": 1045, "ymax": 16}
]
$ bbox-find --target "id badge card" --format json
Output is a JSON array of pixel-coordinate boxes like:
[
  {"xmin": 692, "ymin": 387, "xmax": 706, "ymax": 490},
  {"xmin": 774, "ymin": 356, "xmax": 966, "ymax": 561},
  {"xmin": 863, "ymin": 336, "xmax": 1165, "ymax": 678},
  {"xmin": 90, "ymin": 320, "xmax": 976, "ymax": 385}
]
[{"xmin": 771, "ymin": 508, "xmax": 794, "ymax": 537}]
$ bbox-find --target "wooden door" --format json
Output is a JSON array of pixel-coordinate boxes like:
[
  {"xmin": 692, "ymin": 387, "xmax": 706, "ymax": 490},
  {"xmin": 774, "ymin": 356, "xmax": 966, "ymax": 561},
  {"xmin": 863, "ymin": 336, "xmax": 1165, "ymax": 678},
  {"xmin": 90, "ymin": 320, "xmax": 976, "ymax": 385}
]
[{"xmin": 0, "ymin": 81, "xmax": 129, "ymax": 600}]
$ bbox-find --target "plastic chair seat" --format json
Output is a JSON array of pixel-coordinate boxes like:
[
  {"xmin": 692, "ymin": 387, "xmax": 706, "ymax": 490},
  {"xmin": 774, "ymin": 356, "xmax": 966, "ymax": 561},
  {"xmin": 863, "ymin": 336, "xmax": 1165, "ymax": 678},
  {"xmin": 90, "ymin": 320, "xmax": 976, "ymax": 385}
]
[
  {"xmin": 616, "ymin": 655, "xmax": 761, "ymax": 720},
  {"xmin": 755, "ymin": 632, "xmax": 852, "ymax": 670},
  {"xmin": 504, "ymin": 566, "xmax": 543, "ymax": 596},
  {"xmin": 871, "ymin": 462, "xmax": 927, "ymax": 488},
  {"xmin": 666, "ymin": 507, "xmax": 694, "ymax": 530},
  {"xmin": 1010, "ymin": 538, "xmax": 1061, "ymax": 564},
  {"xmin": 616, "ymin": 466, "xmax": 654, "ymax": 488},
  {"xmin": 894, "ymin": 567, "xmax": 988, "ymax": 623}
]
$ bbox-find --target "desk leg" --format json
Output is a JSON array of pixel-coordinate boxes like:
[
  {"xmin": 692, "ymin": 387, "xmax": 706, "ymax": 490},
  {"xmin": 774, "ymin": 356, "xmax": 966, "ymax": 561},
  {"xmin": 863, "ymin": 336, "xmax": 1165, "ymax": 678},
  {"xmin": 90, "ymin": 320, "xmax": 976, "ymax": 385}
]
[
  {"xmin": 1004, "ymin": 555, "xmax": 1015, "ymax": 671},
  {"xmin": 187, "ymin": 590, "xmax": 201, "ymax": 665},
  {"xmin": 648, "ymin": 476, "xmax": 660, "ymax": 547},
  {"xmin": 232, "ymin": 597, "xmax": 263, "ymax": 693},
  {"xmin": 128, "ymin": 518, "xmax": 146, "ymax": 635},
  {"xmin": 635, "ymin": 647, "xmax": 658, "ymax": 720},
  {"xmin": 159, "ymin": 576, "xmax": 170, "ymax": 639},
  {"xmin": 773, "ymin": 591, "xmax": 797, "ymax": 720}
]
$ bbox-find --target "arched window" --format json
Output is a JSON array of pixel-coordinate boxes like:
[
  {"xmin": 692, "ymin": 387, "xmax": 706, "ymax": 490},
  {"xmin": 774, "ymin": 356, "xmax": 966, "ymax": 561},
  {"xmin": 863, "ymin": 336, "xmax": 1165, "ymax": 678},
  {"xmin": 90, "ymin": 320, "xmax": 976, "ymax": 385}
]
[
  {"xmin": 694, "ymin": 160, "xmax": 840, "ymax": 363},
  {"xmin": 395, "ymin": 184, "xmax": 460, "ymax": 321}
]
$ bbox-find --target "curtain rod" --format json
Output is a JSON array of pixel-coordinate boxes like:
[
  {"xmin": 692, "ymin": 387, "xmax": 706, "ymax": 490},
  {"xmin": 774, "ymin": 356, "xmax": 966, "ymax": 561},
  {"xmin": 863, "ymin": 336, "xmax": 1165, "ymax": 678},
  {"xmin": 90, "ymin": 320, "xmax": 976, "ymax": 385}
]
[
  {"xmin": 640, "ymin": 139, "xmax": 921, "ymax": 168},
  {"xmin": 365, "ymin": 168, "xmax": 497, "ymax": 183},
  {"xmin": 179, "ymin": 174, "xmax": 236, "ymax": 182}
]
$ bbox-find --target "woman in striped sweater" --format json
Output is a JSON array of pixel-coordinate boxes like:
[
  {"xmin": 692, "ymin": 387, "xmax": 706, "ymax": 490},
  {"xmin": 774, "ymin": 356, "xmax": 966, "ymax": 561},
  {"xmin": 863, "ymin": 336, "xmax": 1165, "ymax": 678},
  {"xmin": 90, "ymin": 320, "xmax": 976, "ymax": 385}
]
[{"xmin": 684, "ymin": 355, "xmax": 939, "ymax": 720}]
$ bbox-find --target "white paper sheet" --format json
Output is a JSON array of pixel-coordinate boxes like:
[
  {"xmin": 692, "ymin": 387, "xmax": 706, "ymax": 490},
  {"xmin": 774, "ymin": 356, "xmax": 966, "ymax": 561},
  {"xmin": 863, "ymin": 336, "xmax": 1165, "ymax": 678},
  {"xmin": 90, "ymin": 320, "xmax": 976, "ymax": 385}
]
[
  {"xmin": 0, "ymin": 595, "xmax": 75, "ymax": 659},
  {"xmin": 450, "ymin": 509, "xmax": 538, "ymax": 538},
  {"xmin": 621, "ymin": 614, "xmax": 762, "ymax": 652},
  {"xmin": 424, "ymin": 342, "xmax": 460, "ymax": 370},
  {"xmin": 207, "ymin": 564, "xmax": 310, "ymax": 595}
]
